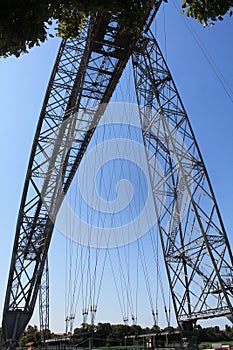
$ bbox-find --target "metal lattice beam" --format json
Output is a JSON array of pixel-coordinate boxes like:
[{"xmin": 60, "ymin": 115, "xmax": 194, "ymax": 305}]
[
  {"xmin": 2, "ymin": 21, "xmax": 92, "ymax": 344},
  {"xmin": 2, "ymin": 1, "xmax": 233, "ymax": 346},
  {"xmin": 39, "ymin": 258, "xmax": 49, "ymax": 343},
  {"xmin": 2, "ymin": 4, "xmax": 161, "ymax": 347},
  {"xmin": 132, "ymin": 31, "xmax": 233, "ymax": 328}
]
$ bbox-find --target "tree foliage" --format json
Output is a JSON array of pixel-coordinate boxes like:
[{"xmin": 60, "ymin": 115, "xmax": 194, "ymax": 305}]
[
  {"xmin": 18, "ymin": 325, "xmax": 41, "ymax": 348},
  {"xmin": 0, "ymin": 0, "xmax": 151, "ymax": 58},
  {"xmin": 72, "ymin": 323, "xmax": 233, "ymax": 347},
  {"xmin": 15, "ymin": 323, "xmax": 233, "ymax": 348},
  {"xmin": 0, "ymin": 0, "xmax": 232, "ymax": 58},
  {"xmin": 0, "ymin": 0, "xmax": 52, "ymax": 58},
  {"xmin": 181, "ymin": 0, "xmax": 233, "ymax": 26}
]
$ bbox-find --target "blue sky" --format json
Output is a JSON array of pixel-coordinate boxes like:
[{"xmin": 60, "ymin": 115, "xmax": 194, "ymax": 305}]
[{"xmin": 0, "ymin": 1, "xmax": 232, "ymax": 333}]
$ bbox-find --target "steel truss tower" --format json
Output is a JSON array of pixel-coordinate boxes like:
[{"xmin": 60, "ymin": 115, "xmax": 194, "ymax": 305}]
[
  {"xmin": 132, "ymin": 30, "xmax": 233, "ymax": 330},
  {"xmin": 39, "ymin": 258, "xmax": 49, "ymax": 344},
  {"xmin": 2, "ymin": 4, "xmax": 160, "ymax": 347},
  {"xmin": 2, "ymin": 1, "xmax": 233, "ymax": 347}
]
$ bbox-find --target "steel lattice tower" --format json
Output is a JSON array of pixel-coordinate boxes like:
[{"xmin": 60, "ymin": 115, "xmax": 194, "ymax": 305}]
[
  {"xmin": 132, "ymin": 31, "xmax": 233, "ymax": 329},
  {"xmin": 39, "ymin": 258, "xmax": 49, "ymax": 344},
  {"xmin": 2, "ymin": 1, "xmax": 233, "ymax": 348}
]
